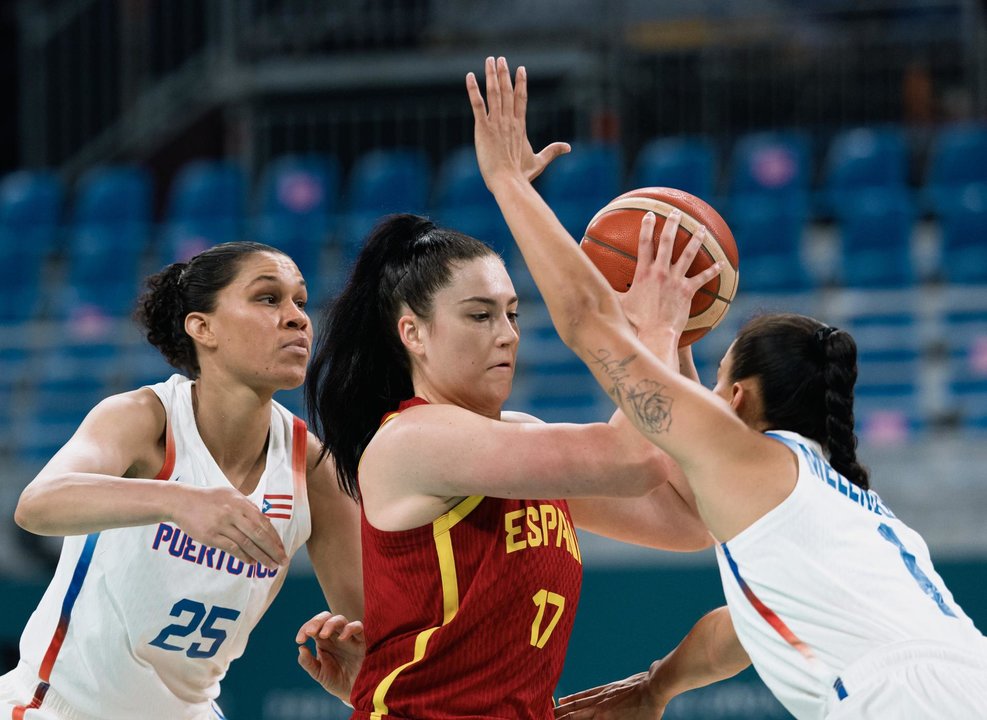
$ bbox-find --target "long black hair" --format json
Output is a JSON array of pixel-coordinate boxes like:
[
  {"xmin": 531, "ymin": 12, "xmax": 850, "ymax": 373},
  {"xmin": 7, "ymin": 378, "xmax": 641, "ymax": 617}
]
[
  {"xmin": 729, "ymin": 313, "xmax": 870, "ymax": 489},
  {"xmin": 135, "ymin": 241, "xmax": 288, "ymax": 378},
  {"xmin": 307, "ymin": 214, "xmax": 496, "ymax": 499}
]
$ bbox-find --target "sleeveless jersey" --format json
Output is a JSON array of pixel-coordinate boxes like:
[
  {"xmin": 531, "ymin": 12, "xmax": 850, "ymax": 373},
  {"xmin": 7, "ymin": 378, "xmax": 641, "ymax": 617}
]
[
  {"xmin": 715, "ymin": 430, "xmax": 986, "ymax": 720},
  {"xmin": 350, "ymin": 398, "xmax": 583, "ymax": 720},
  {"xmin": 11, "ymin": 374, "xmax": 311, "ymax": 720}
]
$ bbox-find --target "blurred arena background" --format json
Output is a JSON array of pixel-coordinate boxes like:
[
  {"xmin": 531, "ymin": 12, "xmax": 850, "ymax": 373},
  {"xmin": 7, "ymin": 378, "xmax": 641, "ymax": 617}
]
[{"xmin": 1, "ymin": 1, "xmax": 986, "ymax": 717}]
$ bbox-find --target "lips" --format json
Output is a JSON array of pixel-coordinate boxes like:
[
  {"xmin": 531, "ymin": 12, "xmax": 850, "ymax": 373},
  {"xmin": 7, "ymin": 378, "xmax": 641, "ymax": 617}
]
[{"xmin": 283, "ymin": 337, "xmax": 310, "ymax": 353}]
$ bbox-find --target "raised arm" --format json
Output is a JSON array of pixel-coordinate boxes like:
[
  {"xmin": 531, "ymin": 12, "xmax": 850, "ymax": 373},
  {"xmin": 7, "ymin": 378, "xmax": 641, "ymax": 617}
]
[
  {"xmin": 15, "ymin": 388, "xmax": 287, "ymax": 569},
  {"xmin": 467, "ymin": 57, "xmax": 796, "ymax": 541}
]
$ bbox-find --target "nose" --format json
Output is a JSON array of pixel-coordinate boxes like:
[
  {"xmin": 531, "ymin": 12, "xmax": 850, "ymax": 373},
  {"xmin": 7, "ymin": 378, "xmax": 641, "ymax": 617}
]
[
  {"xmin": 284, "ymin": 301, "xmax": 309, "ymax": 330},
  {"xmin": 496, "ymin": 314, "xmax": 519, "ymax": 347}
]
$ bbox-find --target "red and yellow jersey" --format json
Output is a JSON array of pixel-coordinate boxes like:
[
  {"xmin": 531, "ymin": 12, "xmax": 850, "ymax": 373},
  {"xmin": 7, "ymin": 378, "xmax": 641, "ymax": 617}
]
[{"xmin": 351, "ymin": 398, "xmax": 583, "ymax": 720}]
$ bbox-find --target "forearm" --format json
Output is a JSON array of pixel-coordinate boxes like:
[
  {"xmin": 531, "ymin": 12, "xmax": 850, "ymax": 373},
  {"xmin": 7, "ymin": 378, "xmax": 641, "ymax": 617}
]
[
  {"xmin": 487, "ymin": 175, "xmax": 623, "ymax": 347},
  {"xmin": 648, "ymin": 607, "xmax": 750, "ymax": 703},
  {"xmin": 16, "ymin": 474, "xmax": 181, "ymax": 536}
]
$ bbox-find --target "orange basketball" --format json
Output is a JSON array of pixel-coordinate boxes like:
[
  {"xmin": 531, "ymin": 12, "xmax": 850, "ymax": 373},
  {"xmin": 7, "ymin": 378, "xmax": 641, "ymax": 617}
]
[{"xmin": 580, "ymin": 187, "xmax": 740, "ymax": 346}]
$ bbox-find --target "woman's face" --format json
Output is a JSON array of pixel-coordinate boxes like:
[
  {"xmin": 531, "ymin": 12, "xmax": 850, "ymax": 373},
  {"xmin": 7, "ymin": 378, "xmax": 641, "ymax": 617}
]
[
  {"xmin": 194, "ymin": 251, "xmax": 312, "ymax": 391},
  {"xmin": 409, "ymin": 254, "xmax": 520, "ymax": 417}
]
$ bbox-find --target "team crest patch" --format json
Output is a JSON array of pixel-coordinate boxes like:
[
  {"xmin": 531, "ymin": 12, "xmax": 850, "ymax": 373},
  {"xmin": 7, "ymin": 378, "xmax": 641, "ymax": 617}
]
[{"xmin": 262, "ymin": 494, "xmax": 293, "ymax": 520}]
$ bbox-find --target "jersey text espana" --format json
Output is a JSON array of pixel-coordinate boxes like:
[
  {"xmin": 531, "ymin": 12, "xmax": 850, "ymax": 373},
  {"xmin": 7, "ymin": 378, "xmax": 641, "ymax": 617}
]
[
  {"xmin": 350, "ymin": 398, "xmax": 582, "ymax": 720},
  {"xmin": 10, "ymin": 375, "xmax": 311, "ymax": 720}
]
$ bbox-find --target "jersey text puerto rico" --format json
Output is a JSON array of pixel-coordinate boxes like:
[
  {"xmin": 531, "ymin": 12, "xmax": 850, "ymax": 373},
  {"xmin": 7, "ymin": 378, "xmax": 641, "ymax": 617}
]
[{"xmin": 151, "ymin": 523, "xmax": 279, "ymax": 578}]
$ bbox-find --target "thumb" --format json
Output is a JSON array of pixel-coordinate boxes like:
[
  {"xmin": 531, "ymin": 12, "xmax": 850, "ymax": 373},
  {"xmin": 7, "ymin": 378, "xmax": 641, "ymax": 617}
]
[
  {"xmin": 538, "ymin": 142, "xmax": 571, "ymax": 165},
  {"xmin": 297, "ymin": 646, "xmax": 320, "ymax": 680}
]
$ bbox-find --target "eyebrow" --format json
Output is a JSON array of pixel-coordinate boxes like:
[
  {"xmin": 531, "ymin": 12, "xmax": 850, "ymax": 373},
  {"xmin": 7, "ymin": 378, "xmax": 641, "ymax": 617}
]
[
  {"xmin": 458, "ymin": 295, "xmax": 518, "ymax": 306},
  {"xmin": 246, "ymin": 274, "xmax": 307, "ymax": 287}
]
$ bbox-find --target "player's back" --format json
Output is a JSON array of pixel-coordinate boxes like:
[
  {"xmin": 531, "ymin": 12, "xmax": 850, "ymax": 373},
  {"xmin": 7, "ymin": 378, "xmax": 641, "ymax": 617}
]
[{"xmin": 715, "ymin": 430, "xmax": 986, "ymax": 719}]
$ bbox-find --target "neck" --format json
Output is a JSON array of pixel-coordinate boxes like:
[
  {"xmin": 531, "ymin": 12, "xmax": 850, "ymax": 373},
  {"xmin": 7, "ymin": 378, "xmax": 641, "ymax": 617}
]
[
  {"xmin": 411, "ymin": 373, "xmax": 502, "ymax": 420},
  {"xmin": 191, "ymin": 376, "xmax": 273, "ymax": 489}
]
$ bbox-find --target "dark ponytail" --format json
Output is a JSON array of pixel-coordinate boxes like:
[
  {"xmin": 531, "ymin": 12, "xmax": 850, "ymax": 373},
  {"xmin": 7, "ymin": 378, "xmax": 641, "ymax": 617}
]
[
  {"xmin": 730, "ymin": 313, "xmax": 870, "ymax": 490},
  {"xmin": 135, "ymin": 241, "xmax": 286, "ymax": 377},
  {"xmin": 306, "ymin": 213, "xmax": 496, "ymax": 499}
]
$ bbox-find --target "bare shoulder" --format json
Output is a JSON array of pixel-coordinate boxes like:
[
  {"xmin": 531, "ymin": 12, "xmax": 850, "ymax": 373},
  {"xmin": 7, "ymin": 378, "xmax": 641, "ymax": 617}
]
[
  {"xmin": 499, "ymin": 410, "xmax": 544, "ymax": 425},
  {"xmin": 40, "ymin": 386, "xmax": 168, "ymax": 480},
  {"xmin": 83, "ymin": 387, "xmax": 167, "ymax": 442}
]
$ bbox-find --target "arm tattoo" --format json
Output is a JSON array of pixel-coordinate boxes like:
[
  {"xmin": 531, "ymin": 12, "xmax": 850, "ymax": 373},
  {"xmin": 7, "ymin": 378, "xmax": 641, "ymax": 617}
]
[{"xmin": 587, "ymin": 348, "xmax": 673, "ymax": 435}]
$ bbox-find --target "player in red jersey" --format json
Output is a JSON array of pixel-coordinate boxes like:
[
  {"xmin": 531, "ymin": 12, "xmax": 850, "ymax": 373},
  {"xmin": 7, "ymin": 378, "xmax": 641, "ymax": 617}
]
[{"xmin": 296, "ymin": 165, "xmax": 721, "ymax": 714}]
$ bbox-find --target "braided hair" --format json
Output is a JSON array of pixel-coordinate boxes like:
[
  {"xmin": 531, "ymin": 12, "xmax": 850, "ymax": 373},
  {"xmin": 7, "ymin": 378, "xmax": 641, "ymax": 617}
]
[{"xmin": 729, "ymin": 313, "xmax": 870, "ymax": 489}]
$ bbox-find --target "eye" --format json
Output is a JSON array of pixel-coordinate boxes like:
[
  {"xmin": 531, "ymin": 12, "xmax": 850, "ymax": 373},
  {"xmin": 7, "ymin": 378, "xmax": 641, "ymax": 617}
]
[
  {"xmin": 295, "ymin": 299, "xmax": 307, "ymax": 309},
  {"xmin": 507, "ymin": 311, "xmax": 519, "ymax": 322},
  {"xmin": 471, "ymin": 313, "xmax": 490, "ymax": 321},
  {"xmin": 258, "ymin": 294, "xmax": 277, "ymax": 304}
]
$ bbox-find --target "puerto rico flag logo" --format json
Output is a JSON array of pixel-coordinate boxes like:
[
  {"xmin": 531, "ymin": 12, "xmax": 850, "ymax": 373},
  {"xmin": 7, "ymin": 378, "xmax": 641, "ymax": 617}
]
[{"xmin": 262, "ymin": 494, "xmax": 293, "ymax": 520}]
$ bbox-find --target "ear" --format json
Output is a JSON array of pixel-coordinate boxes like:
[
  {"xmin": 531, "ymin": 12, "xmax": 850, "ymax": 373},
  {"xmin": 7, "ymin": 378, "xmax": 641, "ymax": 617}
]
[
  {"xmin": 185, "ymin": 312, "xmax": 218, "ymax": 349},
  {"xmin": 397, "ymin": 313, "xmax": 425, "ymax": 357},
  {"xmin": 729, "ymin": 381, "xmax": 746, "ymax": 414}
]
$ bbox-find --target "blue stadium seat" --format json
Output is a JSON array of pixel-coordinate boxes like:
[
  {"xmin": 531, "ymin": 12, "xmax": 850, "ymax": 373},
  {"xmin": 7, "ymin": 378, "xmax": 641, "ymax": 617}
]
[
  {"xmin": 511, "ymin": 301, "xmax": 609, "ymax": 423},
  {"xmin": 727, "ymin": 131, "xmax": 811, "ymax": 214},
  {"xmin": 727, "ymin": 197, "xmax": 811, "ymax": 292},
  {"xmin": 59, "ymin": 166, "xmax": 154, "ymax": 320},
  {"xmin": 821, "ymin": 127, "xmax": 908, "ymax": 216},
  {"xmin": 938, "ymin": 183, "xmax": 987, "ymax": 284},
  {"xmin": 923, "ymin": 123, "xmax": 987, "ymax": 215},
  {"xmin": 847, "ymin": 312, "xmax": 925, "ymax": 441},
  {"xmin": 254, "ymin": 154, "xmax": 340, "ymax": 281},
  {"xmin": 338, "ymin": 149, "xmax": 431, "ymax": 259},
  {"xmin": 0, "ymin": 170, "xmax": 65, "ymax": 321},
  {"xmin": 943, "ymin": 309, "xmax": 987, "ymax": 431},
  {"xmin": 539, "ymin": 143, "xmax": 622, "ymax": 240},
  {"xmin": 836, "ymin": 188, "xmax": 917, "ymax": 288},
  {"xmin": 630, "ymin": 137, "xmax": 717, "ymax": 202},
  {"xmin": 432, "ymin": 146, "xmax": 513, "ymax": 257},
  {"xmin": 160, "ymin": 160, "xmax": 246, "ymax": 266}
]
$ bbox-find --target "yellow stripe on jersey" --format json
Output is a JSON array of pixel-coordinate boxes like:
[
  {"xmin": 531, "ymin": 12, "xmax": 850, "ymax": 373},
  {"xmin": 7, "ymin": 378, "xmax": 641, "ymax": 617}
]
[{"xmin": 369, "ymin": 495, "xmax": 485, "ymax": 719}]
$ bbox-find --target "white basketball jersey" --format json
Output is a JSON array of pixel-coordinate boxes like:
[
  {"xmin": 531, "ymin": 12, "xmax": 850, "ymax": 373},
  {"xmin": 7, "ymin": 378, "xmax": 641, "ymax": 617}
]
[
  {"xmin": 12, "ymin": 375, "xmax": 312, "ymax": 719},
  {"xmin": 715, "ymin": 431, "xmax": 985, "ymax": 720}
]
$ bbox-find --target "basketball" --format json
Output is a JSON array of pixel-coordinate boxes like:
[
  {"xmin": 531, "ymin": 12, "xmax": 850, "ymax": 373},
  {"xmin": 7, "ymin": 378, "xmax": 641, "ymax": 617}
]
[{"xmin": 580, "ymin": 187, "xmax": 740, "ymax": 346}]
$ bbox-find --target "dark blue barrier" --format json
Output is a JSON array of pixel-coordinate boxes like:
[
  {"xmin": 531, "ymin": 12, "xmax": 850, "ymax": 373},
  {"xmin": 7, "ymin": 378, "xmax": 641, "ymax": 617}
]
[{"xmin": 2, "ymin": 561, "xmax": 985, "ymax": 719}]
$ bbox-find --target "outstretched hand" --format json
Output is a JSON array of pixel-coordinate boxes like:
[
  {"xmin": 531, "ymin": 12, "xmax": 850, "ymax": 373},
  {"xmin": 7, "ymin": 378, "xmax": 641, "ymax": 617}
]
[
  {"xmin": 295, "ymin": 611, "xmax": 365, "ymax": 703},
  {"xmin": 554, "ymin": 667, "xmax": 667, "ymax": 720},
  {"xmin": 467, "ymin": 56, "xmax": 571, "ymax": 189},
  {"xmin": 618, "ymin": 211, "xmax": 721, "ymax": 350}
]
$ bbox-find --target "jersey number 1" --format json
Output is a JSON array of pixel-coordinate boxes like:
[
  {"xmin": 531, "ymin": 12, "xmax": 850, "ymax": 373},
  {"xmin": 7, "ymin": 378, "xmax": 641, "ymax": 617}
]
[
  {"xmin": 877, "ymin": 523, "xmax": 956, "ymax": 618},
  {"xmin": 530, "ymin": 589, "xmax": 565, "ymax": 648},
  {"xmin": 150, "ymin": 598, "xmax": 242, "ymax": 659}
]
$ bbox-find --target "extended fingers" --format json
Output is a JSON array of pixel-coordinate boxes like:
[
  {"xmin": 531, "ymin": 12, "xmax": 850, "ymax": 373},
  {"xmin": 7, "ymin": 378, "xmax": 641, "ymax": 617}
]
[
  {"xmin": 674, "ymin": 226, "xmax": 706, "ymax": 272},
  {"xmin": 633, "ymin": 212, "xmax": 658, "ymax": 284},
  {"xmin": 514, "ymin": 65, "xmax": 527, "ymax": 122},
  {"xmin": 497, "ymin": 57, "xmax": 515, "ymax": 118},
  {"xmin": 466, "ymin": 71, "xmax": 487, "ymax": 120},
  {"xmin": 655, "ymin": 209, "xmax": 680, "ymax": 269},
  {"xmin": 484, "ymin": 56, "xmax": 501, "ymax": 117}
]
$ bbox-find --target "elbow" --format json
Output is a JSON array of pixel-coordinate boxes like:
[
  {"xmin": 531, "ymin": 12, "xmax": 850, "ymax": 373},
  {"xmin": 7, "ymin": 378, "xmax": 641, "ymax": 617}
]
[{"xmin": 14, "ymin": 488, "xmax": 43, "ymax": 534}]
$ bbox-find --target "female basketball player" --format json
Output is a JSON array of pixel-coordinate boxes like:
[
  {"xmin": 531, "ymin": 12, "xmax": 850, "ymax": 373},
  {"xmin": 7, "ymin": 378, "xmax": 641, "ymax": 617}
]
[
  {"xmin": 302, "ymin": 198, "xmax": 718, "ymax": 713},
  {"xmin": 471, "ymin": 56, "xmax": 987, "ymax": 720},
  {"xmin": 1, "ymin": 242, "xmax": 363, "ymax": 719}
]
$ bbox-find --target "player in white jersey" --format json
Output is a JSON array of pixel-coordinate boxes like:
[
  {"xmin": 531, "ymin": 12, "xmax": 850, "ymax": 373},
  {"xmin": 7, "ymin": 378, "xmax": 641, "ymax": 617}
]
[
  {"xmin": 466, "ymin": 57, "xmax": 987, "ymax": 720},
  {"xmin": 1, "ymin": 242, "xmax": 363, "ymax": 719}
]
